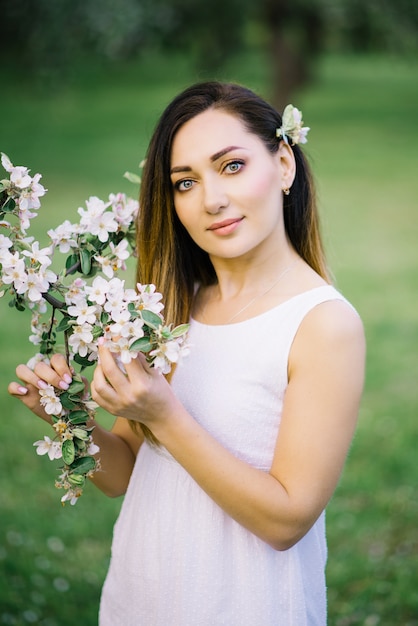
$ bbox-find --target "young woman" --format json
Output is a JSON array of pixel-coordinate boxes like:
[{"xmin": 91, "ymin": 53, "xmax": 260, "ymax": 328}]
[{"xmin": 9, "ymin": 82, "xmax": 365, "ymax": 625}]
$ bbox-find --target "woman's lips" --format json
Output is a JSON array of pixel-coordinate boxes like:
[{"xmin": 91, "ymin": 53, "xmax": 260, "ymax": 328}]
[{"xmin": 207, "ymin": 217, "xmax": 243, "ymax": 235}]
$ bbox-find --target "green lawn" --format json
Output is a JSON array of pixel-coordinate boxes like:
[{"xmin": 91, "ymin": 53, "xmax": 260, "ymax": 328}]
[{"xmin": 1, "ymin": 52, "xmax": 417, "ymax": 625}]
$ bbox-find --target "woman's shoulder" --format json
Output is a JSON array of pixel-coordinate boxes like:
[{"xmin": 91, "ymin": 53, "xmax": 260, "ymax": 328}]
[{"xmin": 289, "ymin": 293, "xmax": 365, "ymax": 372}]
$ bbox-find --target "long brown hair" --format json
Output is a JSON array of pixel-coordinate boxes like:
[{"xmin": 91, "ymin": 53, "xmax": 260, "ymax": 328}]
[{"xmin": 133, "ymin": 81, "xmax": 330, "ymax": 440}]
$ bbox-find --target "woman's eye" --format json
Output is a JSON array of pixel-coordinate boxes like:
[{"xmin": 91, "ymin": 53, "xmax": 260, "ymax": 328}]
[
  {"xmin": 175, "ymin": 179, "xmax": 194, "ymax": 192},
  {"xmin": 224, "ymin": 160, "xmax": 244, "ymax": 174}
]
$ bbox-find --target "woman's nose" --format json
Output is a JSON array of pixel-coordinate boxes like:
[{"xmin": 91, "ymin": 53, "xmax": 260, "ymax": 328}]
[{"xmin": 202, "ymin": 177, "xmax": 228, "ymax": 214}]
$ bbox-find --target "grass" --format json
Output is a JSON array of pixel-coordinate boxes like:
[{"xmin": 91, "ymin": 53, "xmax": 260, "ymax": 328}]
[{"xmin": 1, "ymin": 51, "xmax": 417, "ymax": 625}]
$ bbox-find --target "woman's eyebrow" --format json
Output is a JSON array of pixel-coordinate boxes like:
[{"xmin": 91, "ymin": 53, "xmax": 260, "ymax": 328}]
[
  {"xmin": 210, "ymin": 146, "xmax": 243, "ymax": 162},
  {"xmin": 170, "ymin": 165, "xmax": 192, "ymax": 174},
  {"xmin": 170, "ymin": 146, "xmax": 244, "ymax": 175}
]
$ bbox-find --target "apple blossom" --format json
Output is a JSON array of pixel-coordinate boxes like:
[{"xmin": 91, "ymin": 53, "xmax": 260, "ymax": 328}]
[{"xmin": 0, "ymin": 153, "xmax": 189, "ymax": 504}]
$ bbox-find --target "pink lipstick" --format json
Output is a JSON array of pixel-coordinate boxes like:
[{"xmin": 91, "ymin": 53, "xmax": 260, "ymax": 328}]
[{"xmin": 207, "ymin": 217, "xmax": 243, "ymax": 235}]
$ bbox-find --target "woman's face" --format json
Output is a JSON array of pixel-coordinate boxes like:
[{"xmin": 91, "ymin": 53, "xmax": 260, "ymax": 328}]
[{"xmin": 170, "ymin": 108, "xmax": 295, "ymax": 263}]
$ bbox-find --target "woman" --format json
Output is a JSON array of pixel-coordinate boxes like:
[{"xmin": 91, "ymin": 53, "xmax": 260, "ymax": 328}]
[{"xmin": 9, "ymin": 82, "xmax": 365, "ymax": 625}]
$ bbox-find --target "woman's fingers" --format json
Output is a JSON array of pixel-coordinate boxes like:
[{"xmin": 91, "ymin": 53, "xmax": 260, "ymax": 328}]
[
  {"xmin": 15, "ymin": 363, "xmax": 43, "ymax": 389},
  {"xmin": 8, "ymin": 381, "xmax": 29, "ymax": 396},
  {"xmin": 34, "ymin": 354, "xmax": 72, "ymax": 390},
  {"xmin": 8, "ymin": 378, "xmax": 51, "ymax": 421},
  {"xmin": 96, "ymin": 345, "xmax": 131, "ymax": 389}
]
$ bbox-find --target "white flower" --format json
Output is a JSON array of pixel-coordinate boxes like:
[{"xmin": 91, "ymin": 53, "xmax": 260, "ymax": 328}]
[
  {"xmin": 68, "ymin": 323, "xmax": 94, "ymax": 357},
  {"xmin": 0, "ymin": 234, "xmax": 13, "ymax": 250},
  {"xmin": 90, "ymin": 211, "xmax": 118, "ymax": 243},
  {"xmin": 150, "ymin": 339, "xmax": 182, "ymax": 374},
  {"xmin": 48, "ymin": 220, "xmax": 78, "ymax": 253},
  {"xmin": 85, "ymin": 275, "xmax": 110, "ymax": 305},
  {"xmin": 126, "ymin": 317, "xmax": 145, "ymax": 341},
  {"xmin": 39, "ymin": 385, "xmax": 63, "ymax": 416},
  {"xmin": 1, "ymin": 255, "xmax": 28, "ymax": 291},
  {"xmin": 0, "ymin": 248, "xmax": 13, "ymax": 267},
  {"xmin": 1, "ymin": 152, "xmax": 13, "ymax": 172},
  {"xmin": 61, "ymin": 489, "xmax": 82, "ymax": 506},
  {"xmin": 67, "ymin": 299, "xmax": 98, "ymax": 325},
  {"xmin": 103, "ymin": 278, "xmax": 127, "ymax": 314},
  {"xmin": 95, "ymin": 239, "xmax": 134, "ymax": 277},
  {"xmin": 105, "ymin": 335, "xmax": 138, "ymax": 365},
  {"xmin": 10, "ymin": 166, "xmax": 32, "ymax": 189},
  {"xmin": 112, "ymin": 238, "xmax": 130, "ymax": 261},
  {"xmin": 65, "ymin": 278, "xmax": 87, "ymax": 305},
  {"xmin": 78, "ymin": 197, "xmax": 118, "ymax": 241},
  {"xmin": 276, "ymin": 104, "xmax": 310, "ymax": 146},
  {"xmin": 18, "ymin": 173, "xmax": 46, "ymax": 210},
  {"xmin": 34, "ymin": 436, "xmax": 63, "ymax": 461},
  {"xmin": 135, "ymin": 283, "xmax": 164, "ymax": 315},
  {"xmin": 29, "ymin": 315, "xmax": 49, "ymax": 345},
  {"xmin": 78, "ymin": 196, "xmax": 107, "ymax": 222},
  {"xmin": 109, "ymin": 192, "xmax": 139, "ymax": 227},
  {"xmin": 27, "ymin": 353, "xmax": 50, "ymax": 370},
  {"xmin": 106, "ymin": 309, "xmax": 130, "ymax": 337},
  {"xmin": 87, "ymin": 439, "xmax": 100, "ymax": 455},
  {"xmin": 22, "ymin": 241, "xmax": 53, "ymax": 268},
  {"xmin": 18, "ymin": 207, "xmax": 38, "ymax": 232},
  {"xmin": 27, "ymin": 173, "xmax": 46, "ymax": 207},
  {"xmin": 94, "ymin": 254, "xmax": 115, "ymax": 278},
  {"xmin": 17, "ymin": 267, "xmax": 54, "ymax": 302}
]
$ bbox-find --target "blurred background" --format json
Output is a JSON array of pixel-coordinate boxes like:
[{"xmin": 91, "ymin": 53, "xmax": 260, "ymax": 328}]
[{"xmin": 1, "ymin": 1, "xmax": 417, "ymax": 624}]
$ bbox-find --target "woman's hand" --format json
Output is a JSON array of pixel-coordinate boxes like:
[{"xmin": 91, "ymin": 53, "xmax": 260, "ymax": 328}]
[
  {"xmin": 91, "ymin": 343, "xmax": 179, "ymax": 429},
  {"xmin": 8, "ymin": 354, "xmax": 73, "ymax": 423}
]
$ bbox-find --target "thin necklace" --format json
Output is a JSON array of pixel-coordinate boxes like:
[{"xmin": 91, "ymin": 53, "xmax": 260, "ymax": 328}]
[{"xmin": 225, "ymin": 260, "xmax": 297, "ymax": 324}]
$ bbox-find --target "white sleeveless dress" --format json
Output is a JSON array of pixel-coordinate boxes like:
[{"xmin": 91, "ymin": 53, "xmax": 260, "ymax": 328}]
[{"xmin": 99, "ymin": 285, "xmax": 352, "ymax": 626}]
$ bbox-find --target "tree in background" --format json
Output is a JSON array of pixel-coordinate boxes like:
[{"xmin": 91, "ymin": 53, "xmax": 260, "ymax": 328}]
[{"xmin": 1, "ymin": 0, "xmax": 417, "ymax": 109}]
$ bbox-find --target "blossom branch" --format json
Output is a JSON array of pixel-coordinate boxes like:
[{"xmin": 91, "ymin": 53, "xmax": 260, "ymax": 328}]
[{"xmin": 0, "ymin": 153, "xmax": 189, "ymax": 505}]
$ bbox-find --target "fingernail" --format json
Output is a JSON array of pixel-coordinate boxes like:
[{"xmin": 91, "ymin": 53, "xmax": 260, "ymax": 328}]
[
  {"xmin": 98, "ymin": 337, "xmax": 105, "ymax": 346},
  {"xmin": 59, "ymin": 381, "xmax": 69, "ymax": 390},
  {"xmin": 18, "ymin": 386, "xmax": 28, "ymax": 395},
  {"xmin": 63, "ymin": 373, "xmax": 72, "ymax": 384},
  {"xmin": 37, "ymin": 380, "xmax": 48, "ymax": 389}
]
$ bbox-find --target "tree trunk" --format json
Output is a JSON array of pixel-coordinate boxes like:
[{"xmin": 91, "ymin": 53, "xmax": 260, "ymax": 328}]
[{"xmin": 261, "ymin": 0, "xmax": 324, "ymax": 111}]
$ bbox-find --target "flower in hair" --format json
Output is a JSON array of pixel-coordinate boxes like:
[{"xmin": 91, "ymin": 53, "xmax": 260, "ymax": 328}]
[{"xmin": 276, "ymin": 104, "xmax": 310, "ymax": 145}]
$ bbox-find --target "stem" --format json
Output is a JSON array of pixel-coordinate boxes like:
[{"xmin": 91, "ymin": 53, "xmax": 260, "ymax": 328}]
[
  {"xmin": 48, "ymin": 306, "xmax": 56, "ymax": 340},
  {"xmin": 64, "ymin": 330, "xmax": 70, "ymax": 365},
  {"xmin": 65, "ymin": 260, "xmax": 81, "ymax": 276},
  {"xmin": 42, "ymin": 291, "xmax": 66, "ymax": 310}
]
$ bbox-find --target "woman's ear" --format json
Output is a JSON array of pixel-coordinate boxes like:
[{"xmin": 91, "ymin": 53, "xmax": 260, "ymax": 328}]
[{"xmin": 277, "ymin": 141, "xmax": 296, "ymax": 190}]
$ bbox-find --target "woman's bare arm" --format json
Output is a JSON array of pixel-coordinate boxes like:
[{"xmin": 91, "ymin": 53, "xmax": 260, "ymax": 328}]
[{"xmin": 91, "ymin": 299, "xmax": 365, "ymax": 550}]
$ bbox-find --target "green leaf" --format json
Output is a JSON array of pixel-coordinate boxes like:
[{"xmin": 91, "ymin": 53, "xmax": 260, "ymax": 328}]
[
  {"xmin": 100, "ymin": 311, "xmax": 110, "ymax": 324},
  {"xmin": 170, "ymin": 323, "xmax": 190, "ymax": 338},
  {"xmin": 15, "ymin": 300, "xmax": 26, "ymax": 312},
  {"xmin": 62, "ymin": 439, "xmax": 75, "ymax": 465},
  {"xmin": 92, "ymin": 325, "xmax": 103, "ymax": 340},
  {"xmin": 67, "ymin": 473, "xmax": 85, "ymax": 487},
  {"xmin": 56, "ymin": 316, "xmax": 71, "ymax": 332},
  {"xmin": 123, "ymin": 171, "xmax": 142, "ymax": 184},
  {"xmin": 141, "ymin": 309, "xmax": 163, "ymax": 329},
  {"xmin": 68, "ymin": 410, "xmax": 89, "ymax": 424},
  {"xmin": 60, "ymin": 393, "xmax": 77, "ymax": 410},
  {"xmin": 65, "ymin": 253, "xmax": 79, "ymax": 273},
  {"xmin": 67, "ymin": 379, "xmax": 86, "ymax": 395},
  {"xmin": 70, "ymin": 455, "xmax": 96, "ymax": 475},
  {"xmin": 129, "ymin": 337, "xmax": 152, "ymax": 353},
  {"xmin": 82, "ymin": 233, "xmax": 99, "ymax": 246},
  {"xmin": 2, "ymin": 197, "xmax": 16, "ymax": 212},
  {"xmin": 72, "ymin": 427, "xmax": 89, "ymax": 440},
  {"xmin": 73, "ymin": 354, "xmax": 95, "ymax": 368},
  {"xmin": 80, "ymin": 249, "xmax": 92, "ymax": 275},
  {"xmin": 127, "ymin": 302, "xmax": 140, "ymax": 316}
]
